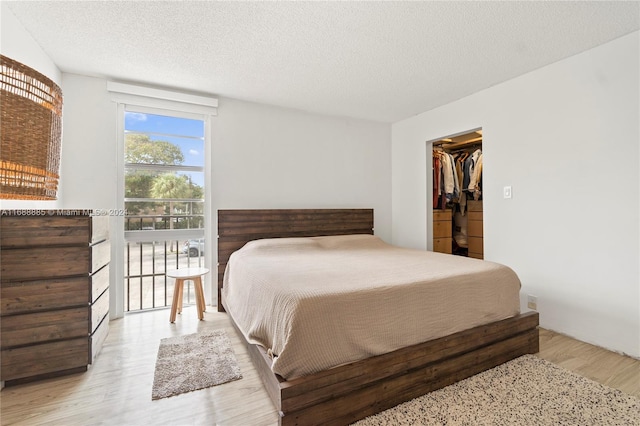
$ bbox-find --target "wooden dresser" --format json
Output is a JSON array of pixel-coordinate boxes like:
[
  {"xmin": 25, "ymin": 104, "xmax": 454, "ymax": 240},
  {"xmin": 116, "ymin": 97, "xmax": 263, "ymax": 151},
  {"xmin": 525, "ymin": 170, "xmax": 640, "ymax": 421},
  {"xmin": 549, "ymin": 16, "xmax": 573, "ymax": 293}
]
[
  {"xmin": 467, "ymin": 201, "xmax": 484, "ymax": 259},
  {"xmin": 0, "ymin": 211, "xmax": 110, "ymax": 385},
  {"xmin": 433, "ymin": 209, "xmax": 452, "ymax": 254}
]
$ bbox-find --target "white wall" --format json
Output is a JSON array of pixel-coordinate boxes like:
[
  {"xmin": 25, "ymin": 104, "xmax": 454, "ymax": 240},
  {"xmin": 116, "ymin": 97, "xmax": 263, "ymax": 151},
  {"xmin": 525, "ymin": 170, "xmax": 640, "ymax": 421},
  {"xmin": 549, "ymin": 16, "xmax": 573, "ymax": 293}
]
[
  {"xmin": 60, "ymin": 74, "xmax": 117, "ymax": 209},
  {"xmin": 392, "ymin": 31, "xmax": 640, "ymax": 358},
  {"xmin": 0, "ymin": 3, "xmax": 63, "ymax": 209},
  {"xmin": 211, "ymin": 97, "xmax": 392, "ymax": 241}
]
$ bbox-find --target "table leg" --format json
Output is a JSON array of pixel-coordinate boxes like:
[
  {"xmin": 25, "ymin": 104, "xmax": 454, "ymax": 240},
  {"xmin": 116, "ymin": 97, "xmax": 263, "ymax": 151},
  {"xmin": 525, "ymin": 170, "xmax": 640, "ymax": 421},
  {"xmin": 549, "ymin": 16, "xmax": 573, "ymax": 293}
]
[
  {"xmin": 177, "ymin": 280, "xmax": 184, "ymax": 314},
  {"xmin": 199, "ymin": 277, "xmax": 207, "ymax": 315},
  {"xmin": 194, "ymin": 277, "xmax": 205, "ymax": 320},
  {"xmin": 170, "ymin": 279, "xmax": 184, "ymax": 323}
]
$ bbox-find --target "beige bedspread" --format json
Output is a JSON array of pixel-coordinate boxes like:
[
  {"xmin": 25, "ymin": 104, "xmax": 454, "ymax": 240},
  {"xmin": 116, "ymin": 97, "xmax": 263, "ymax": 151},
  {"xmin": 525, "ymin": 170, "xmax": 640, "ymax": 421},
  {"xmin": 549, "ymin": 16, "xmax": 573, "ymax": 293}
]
[{"xmin": 222, "ymin": 234, "xmax": 521, "ymax": 379}]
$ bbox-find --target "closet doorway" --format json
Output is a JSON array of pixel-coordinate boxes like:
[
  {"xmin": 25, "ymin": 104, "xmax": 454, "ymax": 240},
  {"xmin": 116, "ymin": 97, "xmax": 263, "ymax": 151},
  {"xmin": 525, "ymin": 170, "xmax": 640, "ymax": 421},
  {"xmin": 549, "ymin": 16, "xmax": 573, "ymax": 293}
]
[{"xmin": 431, "ymin": 129, "xmax": 483, "ymax": 259}]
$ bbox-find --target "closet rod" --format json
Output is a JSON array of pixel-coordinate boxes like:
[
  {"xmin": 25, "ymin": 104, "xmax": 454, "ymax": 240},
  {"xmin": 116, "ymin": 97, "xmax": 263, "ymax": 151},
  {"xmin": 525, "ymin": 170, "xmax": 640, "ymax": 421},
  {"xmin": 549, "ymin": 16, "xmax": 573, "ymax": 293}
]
[{"xmin": 433, "ymin": 143, "xmax": 482, "ymax": 153}]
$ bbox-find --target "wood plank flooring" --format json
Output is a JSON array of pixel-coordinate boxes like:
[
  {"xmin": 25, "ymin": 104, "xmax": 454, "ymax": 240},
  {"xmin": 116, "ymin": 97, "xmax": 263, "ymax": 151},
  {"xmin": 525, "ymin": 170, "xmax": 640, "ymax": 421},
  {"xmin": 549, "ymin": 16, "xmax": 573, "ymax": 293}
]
[
  {"xmin": 1, "ymin": 308, "xmax": 638, "ymax": 425},
  {"xmin": 537, "ymin": 328, "xmax": 640, "ymax": 397}
]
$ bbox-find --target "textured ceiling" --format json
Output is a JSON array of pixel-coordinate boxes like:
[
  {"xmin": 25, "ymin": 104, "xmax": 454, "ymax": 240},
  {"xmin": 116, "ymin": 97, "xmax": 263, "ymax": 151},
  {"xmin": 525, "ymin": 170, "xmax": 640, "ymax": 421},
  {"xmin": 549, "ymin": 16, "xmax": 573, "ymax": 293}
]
[{"xmin": 5, "ymin": 1, "xmax": 639, "ymax": 123}]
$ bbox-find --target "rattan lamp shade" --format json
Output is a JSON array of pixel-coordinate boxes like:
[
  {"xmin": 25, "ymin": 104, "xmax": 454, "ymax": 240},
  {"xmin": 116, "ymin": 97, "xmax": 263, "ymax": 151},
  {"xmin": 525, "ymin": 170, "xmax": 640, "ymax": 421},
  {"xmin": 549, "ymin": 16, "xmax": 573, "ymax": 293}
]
[{"xmin": 1, "ymin": 55, "xmax": 63, "ymax": 200}]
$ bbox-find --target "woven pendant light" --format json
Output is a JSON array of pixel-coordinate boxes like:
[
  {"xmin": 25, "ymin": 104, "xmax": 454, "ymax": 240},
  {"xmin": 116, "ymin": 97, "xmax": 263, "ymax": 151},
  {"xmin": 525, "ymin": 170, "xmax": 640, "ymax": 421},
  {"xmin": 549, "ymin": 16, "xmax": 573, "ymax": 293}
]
[{"xmin": 1, "ymin": 55, "xmax": 63, "ymax": 200}]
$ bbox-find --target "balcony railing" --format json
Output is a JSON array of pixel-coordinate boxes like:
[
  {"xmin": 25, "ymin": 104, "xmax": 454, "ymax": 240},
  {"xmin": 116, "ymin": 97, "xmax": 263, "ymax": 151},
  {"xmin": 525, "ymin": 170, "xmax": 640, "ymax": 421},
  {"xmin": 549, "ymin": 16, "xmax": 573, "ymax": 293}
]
[
  {"xmin": 124, "ymin": 210, "xmax": 205, "ymax": 312},
  {"xmin": 125, "ymin": 214, "xmax": 204, "ymax": 231}
]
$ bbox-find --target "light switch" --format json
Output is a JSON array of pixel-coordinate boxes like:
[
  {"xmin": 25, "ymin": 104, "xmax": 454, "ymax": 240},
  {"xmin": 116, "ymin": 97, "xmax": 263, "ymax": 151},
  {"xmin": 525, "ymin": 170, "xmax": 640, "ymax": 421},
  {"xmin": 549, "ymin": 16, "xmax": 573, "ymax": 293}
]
[{"xmin": 503, "ymin": 186, "xmax": 512, "ymax": 199}]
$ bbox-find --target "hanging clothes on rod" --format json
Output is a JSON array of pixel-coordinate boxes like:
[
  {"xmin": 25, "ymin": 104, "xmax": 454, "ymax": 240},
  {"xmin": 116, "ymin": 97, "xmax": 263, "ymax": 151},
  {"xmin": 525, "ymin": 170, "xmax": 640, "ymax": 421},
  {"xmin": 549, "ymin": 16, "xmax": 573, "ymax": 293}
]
[
  {"xmin": 433, "ymin": 145, "xmax": 482, "ymax": 214},
  {"xmin": 468, "ymin": 149, "xmax": 483, "ymax": 200},
  {"xmin": 432, "ymin": 149, "xmax": 460, "ymax": 209},
  {"xmin": 432, "ymin": 150, "xmax": 442, "ymax": 208}
]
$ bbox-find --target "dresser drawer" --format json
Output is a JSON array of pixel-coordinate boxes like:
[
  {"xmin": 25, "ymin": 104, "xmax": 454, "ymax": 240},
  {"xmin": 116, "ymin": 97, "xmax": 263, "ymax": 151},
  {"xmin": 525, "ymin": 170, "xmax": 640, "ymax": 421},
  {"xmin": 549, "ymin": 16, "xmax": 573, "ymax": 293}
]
[
  {"xmin": 1, "ymin": 241, "xmax": 108, "ymax": 282},
  {"xmin": 91, "ymin": 265, "xmax": 110, "ymax": 303},
  {"xmin": 91, "ymin": 290, "xmax": 109, "ymax": 334},
  {"xmin": 90, "ymin": 215, "xmax": 109, "ymax": 244},
  {"xmin": 1, "ymin": 337, "xmax": 89, "ymax": 381},
  {"xmin": 0, "ymin": 215, "xmax": 90, "ymax": 248},
  {"xmin": 1, "ymin": 277, "xmax": 89, "ymax": 315},
  {"xmin": 467, "ymin": 211, "xmax": 483, "ymax": 221},
  {"xmin": 1, "ymin": 307, "xmax": 89, "ymax": 348},
  {"xmin": 433, "ymin": 238, "xmax": 452, "ymax": 253},
  {"xmin": 433, "ymin": 210, "xmax": 452, "ymax": 221},
  {"xmin": 468, "ymin": 220, "xmax": 483, "ymax": 237},
  {"xmin": 467, "ymin": 200, "xmax": 483, "ymax": 212},
  {"xmin": 468, "ymin": 237, "xmax": 484, "ymax": 255},
  {"xmin": 90, "ymin": 313, "xmax": 109, "ymax": 364},
  {"xmin": 433, "ymin": 220, "xmax": 452, "ymax": 238},
  {"xmin": 0, "ymin": 214, "xmax": 109, "ymax": 248},
  {"xmin": 91, "ymin": 240, "xmax": 111, "ymax": 274},
  {"xmin": 1, "ymin": 246, "xmax": 90, "ymax": 281}
]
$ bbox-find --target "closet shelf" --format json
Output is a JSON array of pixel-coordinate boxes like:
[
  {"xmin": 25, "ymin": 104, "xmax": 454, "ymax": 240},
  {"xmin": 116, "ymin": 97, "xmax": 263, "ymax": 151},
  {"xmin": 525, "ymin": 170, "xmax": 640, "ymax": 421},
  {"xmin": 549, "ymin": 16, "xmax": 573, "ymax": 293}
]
[{"xmin": 435, "ymin": 137, "xmax": 482, "ymax": 151}]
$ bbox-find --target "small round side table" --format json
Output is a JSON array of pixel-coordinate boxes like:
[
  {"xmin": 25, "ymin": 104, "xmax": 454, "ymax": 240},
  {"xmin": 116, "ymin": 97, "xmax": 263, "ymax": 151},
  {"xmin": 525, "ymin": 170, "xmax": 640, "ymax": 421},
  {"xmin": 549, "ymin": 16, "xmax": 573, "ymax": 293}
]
[{"xmin": 167, "ymin": 267, "xmax": 209, "ymax": 323}]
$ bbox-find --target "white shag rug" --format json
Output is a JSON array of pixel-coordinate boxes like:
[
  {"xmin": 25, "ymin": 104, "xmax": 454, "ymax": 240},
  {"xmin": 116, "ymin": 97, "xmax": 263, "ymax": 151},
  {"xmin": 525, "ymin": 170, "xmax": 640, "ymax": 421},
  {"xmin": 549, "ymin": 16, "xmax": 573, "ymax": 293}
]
[{"xmin": 352, "ymin": 355, "xmax": 640, "ymax": 425}]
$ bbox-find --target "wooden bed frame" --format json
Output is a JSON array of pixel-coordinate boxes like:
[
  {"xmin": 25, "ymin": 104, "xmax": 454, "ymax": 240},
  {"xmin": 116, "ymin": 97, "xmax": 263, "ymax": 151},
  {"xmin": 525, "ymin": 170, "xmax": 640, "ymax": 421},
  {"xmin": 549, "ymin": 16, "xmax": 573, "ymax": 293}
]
[{"xmin": 217, "ymin": 209, "xmax": 539, "ymax": 426}]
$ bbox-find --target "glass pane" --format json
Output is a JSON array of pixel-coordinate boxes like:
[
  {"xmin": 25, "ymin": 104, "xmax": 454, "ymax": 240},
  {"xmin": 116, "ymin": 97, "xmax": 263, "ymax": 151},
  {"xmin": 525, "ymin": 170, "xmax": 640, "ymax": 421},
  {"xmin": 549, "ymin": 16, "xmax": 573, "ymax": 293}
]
[
  {"xmin": 125, "ymin": 133, "xmax": 204, "ymax": 167},
  {"xmin": 124, "ymin": 170, "xmax": 204, "ymax": 199},
  {"xmin": 125, "ymin": 112, "xmax": 204, "ymax": 138},
  {"xmin": 124, "ymin": 200, "xmax": 204, "ymax": 230},
  {"xmin": 124, "ymin": 111, "xmax": 204, "ymax": 168}
]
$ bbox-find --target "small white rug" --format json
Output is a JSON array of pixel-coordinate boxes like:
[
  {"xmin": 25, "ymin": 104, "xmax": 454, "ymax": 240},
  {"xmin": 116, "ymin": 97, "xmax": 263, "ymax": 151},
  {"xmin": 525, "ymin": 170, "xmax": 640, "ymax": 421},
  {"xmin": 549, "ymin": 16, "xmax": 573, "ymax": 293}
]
[
  {"xmin": 353, "ymin": 355, "xmax": 640, "ymax": 425},
  {"xmin": 151, "ymin": 330, "xmax": 242, "ymax": 400}
]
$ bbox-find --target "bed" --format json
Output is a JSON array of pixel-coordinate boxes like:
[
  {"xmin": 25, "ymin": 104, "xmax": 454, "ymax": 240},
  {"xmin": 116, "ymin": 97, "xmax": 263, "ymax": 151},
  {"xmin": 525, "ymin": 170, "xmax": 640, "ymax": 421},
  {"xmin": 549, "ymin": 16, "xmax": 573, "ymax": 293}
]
[{"xmin": 217, "ymin": 209, "xmax": 539, "ymax": 426}]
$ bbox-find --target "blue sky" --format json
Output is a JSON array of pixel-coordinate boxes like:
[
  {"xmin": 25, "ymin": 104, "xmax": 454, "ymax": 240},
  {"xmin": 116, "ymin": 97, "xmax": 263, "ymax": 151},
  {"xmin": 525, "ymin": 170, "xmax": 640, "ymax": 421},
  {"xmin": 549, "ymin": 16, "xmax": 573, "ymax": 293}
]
[
  {"xmin": 125, "ymin": 112, "xmax": 205, "ymax": 188},
  {"xmin": 125, "ymin": 112, "xmax": 204, "ymax": 167}
]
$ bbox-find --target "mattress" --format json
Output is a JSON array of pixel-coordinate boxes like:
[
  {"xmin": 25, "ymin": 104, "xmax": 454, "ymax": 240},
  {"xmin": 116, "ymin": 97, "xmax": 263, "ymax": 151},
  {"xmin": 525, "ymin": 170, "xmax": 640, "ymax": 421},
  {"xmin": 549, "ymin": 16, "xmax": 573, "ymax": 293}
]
[{"xmin": 222, "ymin": 234, "xmax": 521, "ymax": 379}]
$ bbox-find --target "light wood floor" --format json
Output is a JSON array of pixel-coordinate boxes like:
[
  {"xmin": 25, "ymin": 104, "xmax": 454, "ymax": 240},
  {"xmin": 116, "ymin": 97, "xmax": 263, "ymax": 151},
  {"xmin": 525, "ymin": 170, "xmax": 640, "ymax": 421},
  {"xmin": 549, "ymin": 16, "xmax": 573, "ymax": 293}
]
[{"xmin": 1, "ymin": 308, "xmax": 638, "ymax": 425}]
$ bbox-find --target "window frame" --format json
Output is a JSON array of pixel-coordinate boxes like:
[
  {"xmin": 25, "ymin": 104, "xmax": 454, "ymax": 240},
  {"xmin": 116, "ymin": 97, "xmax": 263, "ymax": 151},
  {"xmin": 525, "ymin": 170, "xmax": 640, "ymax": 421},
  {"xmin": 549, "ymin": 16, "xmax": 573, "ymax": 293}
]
[{"xmin": 111, "ymin": 84, "xmax": 215, "ymax": 318}]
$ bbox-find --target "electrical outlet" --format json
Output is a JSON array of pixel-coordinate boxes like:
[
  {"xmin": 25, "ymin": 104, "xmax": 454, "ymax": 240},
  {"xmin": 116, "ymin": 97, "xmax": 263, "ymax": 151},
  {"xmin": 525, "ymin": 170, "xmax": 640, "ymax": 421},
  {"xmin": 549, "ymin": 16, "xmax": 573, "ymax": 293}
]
[{"xmin": 527, "ymin": 295, "xmax": 538, "ymax": 311}]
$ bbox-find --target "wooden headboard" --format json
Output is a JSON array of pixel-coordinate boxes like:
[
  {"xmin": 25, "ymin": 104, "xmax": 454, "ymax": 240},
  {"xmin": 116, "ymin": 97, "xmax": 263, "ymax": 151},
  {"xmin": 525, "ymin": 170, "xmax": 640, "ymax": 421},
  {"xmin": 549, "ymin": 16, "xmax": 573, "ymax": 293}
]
[{"xmin": 217, "ymin": 208, "xmax": 374, "ymax": 311}]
